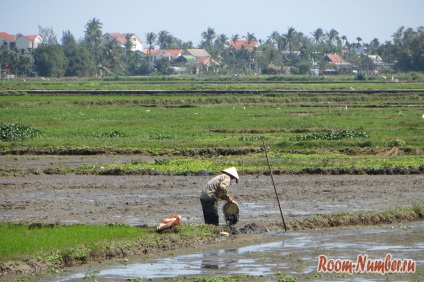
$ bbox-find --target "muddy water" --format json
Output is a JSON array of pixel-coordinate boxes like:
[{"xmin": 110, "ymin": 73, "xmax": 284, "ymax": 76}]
[{"xmin": 48, "ymin": 221, "xmax": 423, "ymax": 281}]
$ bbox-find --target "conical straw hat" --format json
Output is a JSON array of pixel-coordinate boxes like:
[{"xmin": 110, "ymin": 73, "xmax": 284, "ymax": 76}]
[{"xmin": 222, "ymin": 167, "xmax": 239, "ymax": 180}]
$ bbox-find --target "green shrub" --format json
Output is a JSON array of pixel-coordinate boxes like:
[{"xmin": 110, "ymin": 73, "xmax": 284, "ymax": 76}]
[{"xmin": 387, "ymin": 139, "xmax": 406, "ymax": 147}]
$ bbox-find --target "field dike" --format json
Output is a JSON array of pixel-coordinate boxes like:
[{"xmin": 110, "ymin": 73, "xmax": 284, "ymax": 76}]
[{"xmin": 1, "ymin": 208, "xmax": 422, "ymax": 279}]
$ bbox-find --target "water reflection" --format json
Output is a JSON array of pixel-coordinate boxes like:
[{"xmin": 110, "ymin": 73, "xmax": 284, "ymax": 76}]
[{"xmin": 52, "ymin": 222, "xmax": 423, "ymax": 281}]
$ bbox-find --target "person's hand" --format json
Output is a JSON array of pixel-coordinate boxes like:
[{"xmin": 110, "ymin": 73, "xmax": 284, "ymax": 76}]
[{"xmin": 227, "ymin": 195, "xmax": 233, "ymax": 203}]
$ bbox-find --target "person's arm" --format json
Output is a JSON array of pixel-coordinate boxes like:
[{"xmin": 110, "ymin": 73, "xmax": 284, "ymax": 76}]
[
  {"xmin": 226, "ymin": 195, "xmax": 233, "ymax": 203},
  {"xmin": 217, "ymin": 175, "xmax": 231, "ymax": 200}
]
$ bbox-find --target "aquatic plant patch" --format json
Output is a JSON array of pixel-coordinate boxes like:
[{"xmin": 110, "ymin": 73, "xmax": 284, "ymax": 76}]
[
  {"xmin": 92, "ymin": 130, "xmax": 128, "ymax": 138},
  {"xmin": 289, "ymin": 130, "xmax": 369, "ymax": 141},
  {"xmin": 0, "ymin": 123, "xmax": 42, "ymax": 141}
]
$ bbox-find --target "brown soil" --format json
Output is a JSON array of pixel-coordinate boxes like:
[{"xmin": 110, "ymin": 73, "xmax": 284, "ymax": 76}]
[{"xmin": 0, "ymin": 155, "xmax": 423, "ymax": 280}]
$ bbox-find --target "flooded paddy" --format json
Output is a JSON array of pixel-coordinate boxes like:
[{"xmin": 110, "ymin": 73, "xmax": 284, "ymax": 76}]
[
  {"xmin": 47, "ymin": 221, "xmax": 423, "ymax": 281},
  {"xmin": 0, "ymin": 155, "xmax": 423, "ymax": 280}
]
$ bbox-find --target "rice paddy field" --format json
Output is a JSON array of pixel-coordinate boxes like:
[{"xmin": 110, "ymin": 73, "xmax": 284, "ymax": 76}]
[
  {"xmin": 1, "ymin": 76, "xmax": 423, "ymax": 175},
  {"xmin": 1, "ymin": 76, "xmax": 424, "ymax": 281}
]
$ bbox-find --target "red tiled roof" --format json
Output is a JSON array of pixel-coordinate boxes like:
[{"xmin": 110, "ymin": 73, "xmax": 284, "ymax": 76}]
[
  {"xmin": 25, "ymin": 35, "xmax": 39, "ymax": 41},
  {"xmin": 325, "ymin": 54, "xmax": 346, "ymax": 63},
  {"xmin": 167, "ymin": 49, "xmax": 182, "ymax": 56},
  {"xmin": 230, "ymin": 40, "xmax": 258, "ymax": 51},
  {"xmin": 106, "ymin": 33, "xmax": 128, "ymax": 44},
  {"xmin": 147, "ymin": 49, "xmax": 161, "ymax": 55},
  {"xmin": 0, "ymin": 32, "xmax": 15, "ymax": 41},
  {"xmin": 142, "ymin": 49, "xmax": 182, "ymax": 56}
]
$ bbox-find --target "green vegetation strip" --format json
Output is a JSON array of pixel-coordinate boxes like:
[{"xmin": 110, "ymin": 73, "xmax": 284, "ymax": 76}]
[
  {"xmin": 2, "ymin": 74, "xmax": 424, "ymax": 91},
  {"xmin": 3, "ymin": 152, "xmax": 423, "ymax": 176},
  {"xmin": 0, "ymin": 224, "xmax": 216, "ymax": 264},
  {"xmin": 1, "ymin": 82, "xmax": 423, "ymax": 176},
  {"xmin": 0, "ymin": 205, "xmax": 422, "ymax": 266}
]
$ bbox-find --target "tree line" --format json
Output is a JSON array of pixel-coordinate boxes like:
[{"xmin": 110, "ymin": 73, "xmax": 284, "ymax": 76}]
[{"xmin": 1, "ymin": 18, "xmax": 423, "ymax": 78}]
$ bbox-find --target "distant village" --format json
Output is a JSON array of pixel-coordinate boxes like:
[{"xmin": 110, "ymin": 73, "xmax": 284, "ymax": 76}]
[{"xmin": 1, "ymin": 23, "xmax": 422, "ymax": 78}]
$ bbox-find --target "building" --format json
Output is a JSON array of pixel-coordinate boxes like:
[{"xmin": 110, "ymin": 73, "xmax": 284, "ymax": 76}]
[
  {"xmin": 0, "ymin": 32, "xmax": 16, "ymax": 50},
  {"xmin": 1, "ymin": 32, "xmax": 43, "ymax": 53},
  {"xmin": 104, "ymin": 32, "xmax": 143, "ymax": 52},
  {"xmin": 322, "ymin": 54, "xmax": 353, "ymax": 74},
  {"xmin": 229, "ymin": 40, "xmax": 258, "ymax": 52},
  {"xmin": 16, "ymin": 35, "xmax": 43, "ymax": 52},
  {"xmin": 142, "ymin": 49, "xmax": 183, "ymax": 68}
]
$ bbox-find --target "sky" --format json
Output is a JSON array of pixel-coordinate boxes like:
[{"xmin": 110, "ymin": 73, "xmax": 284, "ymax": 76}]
[{"xmin": 1, "ymin": 0, "xmax": 423, "ymax": 46}]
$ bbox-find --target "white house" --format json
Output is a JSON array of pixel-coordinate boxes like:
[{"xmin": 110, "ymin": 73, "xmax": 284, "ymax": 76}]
[
  {"xmin": 16, "ymin": 35, "xmax": 43, "ymax": 52},
  {"xmin": 0, "ymin": 32, "xmax": 16, "ymax": 50},
  {"xmin": 104, "ymin": 32, "xmax": 143, "ymax": 52}
]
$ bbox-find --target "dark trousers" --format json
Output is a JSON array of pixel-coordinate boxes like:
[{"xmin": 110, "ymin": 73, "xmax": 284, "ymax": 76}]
[{"xmin": 200, "ymin": 199, "xmax": 219, "ymax": 225}]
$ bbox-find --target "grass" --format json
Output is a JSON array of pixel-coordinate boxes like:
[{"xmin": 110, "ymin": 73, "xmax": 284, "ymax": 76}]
[
  {"xmin": 0, "ymin": 223, "xmax": 216, "ymax": 263},
  {"xmin": 0, "ymin": 223, "xmax": 143, "ymax": 261},
  {"xmin": 2, "ymin": 73, "xmax": 424, "ymax": 91},
  {"xmin": 290, "ymin": 204, "xmax": 424, "ymax": 230},
  {"xmin": 0, "ymin": 205, "xmax": 422, "ymax": 265},
  {"xmin": 29, "ymin": 152, "xmax": 422, "ymax": 176},
  {"xmin": 0, "ymin": 83, "xmax": 423, "ymax": 174},
  {"xmin": 1, "ymin": 94, "xmax": 423, "ymax": 150}
]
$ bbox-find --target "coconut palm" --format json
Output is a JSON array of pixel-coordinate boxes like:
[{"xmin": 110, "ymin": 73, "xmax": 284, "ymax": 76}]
[
  {"xmin": 341, "ymin": 35, "xmax": 348, "ymax": 48},
  {"xmin": 215, "ymin": 34, "xmax": 228, "ymax": 50},
  {"xmin": 356, "ymin": 37, "xmax": 363, "ymax": 48},
  {"xmin": 326, "ymin": 29, "xmax": 340, "ymax": 52},
  {"xmin": 311, "ymin": 28, "xmax": 324, "ymax": 45},
  {"xmin": 103, "ymin": 37, "xmax": 124, "ymax": 73},
  {"xmin": 230, "ymin": 34, "xmax": 240, "ymax": 44},
  {"xmin": 145, "ymin": 32, "xmax": 157, "ymax": 52},
  {"xmin": 244, "ymin": 32, "xmax": 257, "ymax": 44},
  {"xmin": 201, "ymin": 27, "xmax": 216, "ymax": 48},
  {"xmin": 157, "ymin": 30, "xmax": 171, "ymax": 49},
  {"xmin": 283, "ymin": 26, "xmax": 299, "ymax": 53},
  {"xmin": 368, "ymin": 38, "xmax": 380, "ymax": 54},
  {"xmin": 84, "ymin": 18, "xmax": 103, "ymax": 48}
]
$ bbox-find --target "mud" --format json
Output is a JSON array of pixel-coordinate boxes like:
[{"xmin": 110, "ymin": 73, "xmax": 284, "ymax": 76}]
[
  {"xmin": 46, "ymin": 222, "xmax": 424, "ymax": 281},
  {"xmin": 0, "ymin": 155, "xmax": 423, "ymax": 280},
  {"xmin": 1, "ymin": 172, "xmax": 422, "ymax": 227}
]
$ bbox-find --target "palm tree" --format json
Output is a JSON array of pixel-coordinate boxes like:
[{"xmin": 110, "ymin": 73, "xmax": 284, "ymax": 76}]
[
  {"xmin": 230, "ymin": 34, "xmax": 240, "ymax": 44},
  {"xmin": 356, "ymin": 37, "xmax": 363, "ymax": 48},
  {"xmin": 145, "ymin": 32, "xmax": 157, "ymax": 52},
  {"xmin": 104, "ymin": 38, "xmax": 123, "ymax": 73},
  {"xmin": 325, "ymin": 29, "xmax": 340, "ymax": 53},
  {"xmin": 311, "ymin": 28, "xmax": 324, "ymax": 45},
  {"xmin": 201, "ymin": 27, "xmax": 216, "ymax": 48},
  {"xmin": 84, "ymin": 18, "xmax": 103, "ymax": 48},
  {"xmin": 215, "ymin": 34, "xmax": 228, "ymax": 50},
  {"xmin": 368, "ymin": 38, "xmax": 380, "ymax": 54},
  {"xmin": 124, "ymin": 33, "xmax": 135, "ymax": 52},
  {"xmin": 284, "ymin": 26, "xmax": 298, "ymax": 53},
  {"xmin": 341, "ymin": 35, "xmax": 348, "ymax": 48},
  {"xmin": 244, "ymin": 32, "xmax": 257, "ymax": 44},
  {"xmin": 157, "ymin": 30, "xmax": 171, "ymax": 49}
]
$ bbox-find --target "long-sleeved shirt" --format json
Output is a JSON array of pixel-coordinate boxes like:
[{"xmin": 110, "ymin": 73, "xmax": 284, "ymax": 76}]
[{"xmin": 200, "ymin": 173, "xmax": 231, "ymax": 201}]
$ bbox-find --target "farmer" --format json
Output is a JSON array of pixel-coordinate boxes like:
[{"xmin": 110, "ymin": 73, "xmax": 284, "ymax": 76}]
[{"xmin": 200, "ymin": 167, "xmax": 239, "ymax": 225}]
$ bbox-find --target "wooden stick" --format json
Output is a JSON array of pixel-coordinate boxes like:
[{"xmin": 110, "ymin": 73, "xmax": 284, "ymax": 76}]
[{"xmin": 263, "ymin": 140, "xmax": 288, "ymax": 232}]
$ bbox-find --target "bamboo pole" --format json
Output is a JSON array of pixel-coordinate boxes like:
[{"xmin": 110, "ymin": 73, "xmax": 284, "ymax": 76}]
[{"xmin": 263, "ymin": 140, "xmax": 288, "ymax": 232}]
